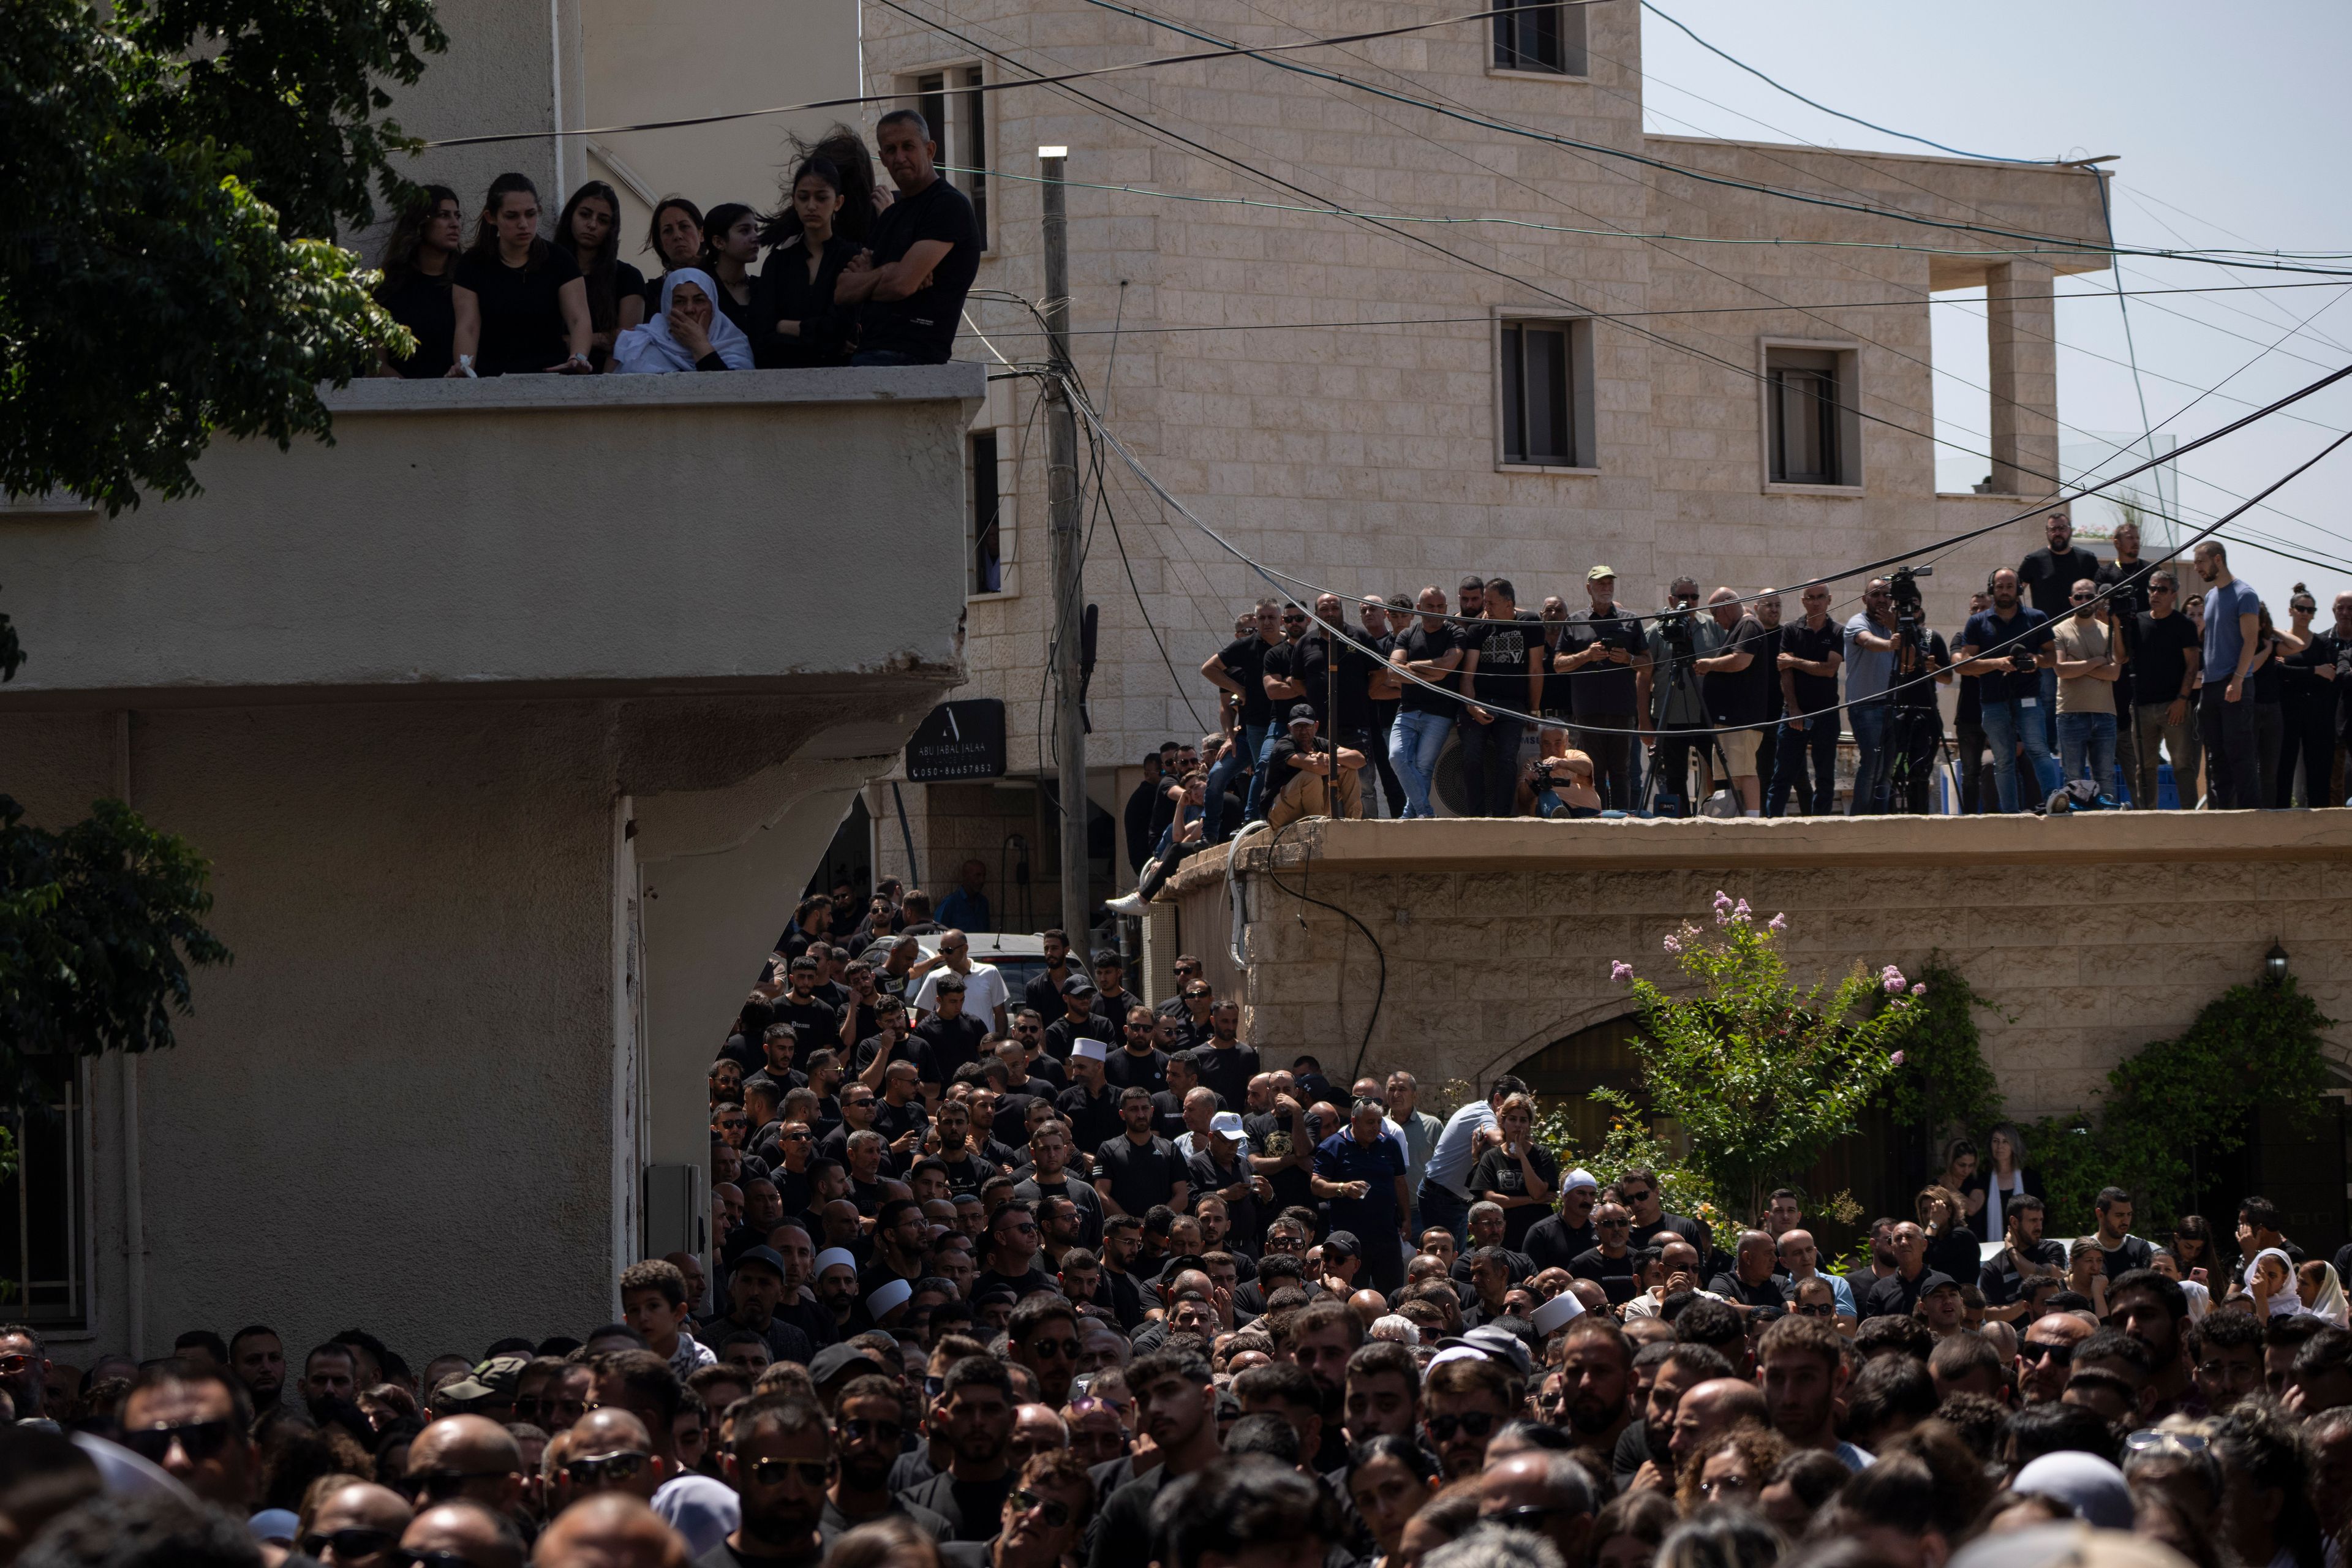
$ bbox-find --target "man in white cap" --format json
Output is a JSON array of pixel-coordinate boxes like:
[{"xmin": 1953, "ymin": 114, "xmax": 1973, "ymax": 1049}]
[
  {"xmin": 1524, "ymin": 1168, "xmax": 1602, "ymax": 1275},
  {"xmin": 1055, "ymin": 1039, "xmax": 1121, "ymax": 1153},
  {"xmin": 1185, "ymin": 1107, "xmax": 1265, "ymax": 1256},
  {"xmin": 815, "ymin": 1248, "xmax": 863, "ymax": 1334},
  {"xmin": 865, "ymin": 1277, "xmax": 914, "ymax": 1331}
]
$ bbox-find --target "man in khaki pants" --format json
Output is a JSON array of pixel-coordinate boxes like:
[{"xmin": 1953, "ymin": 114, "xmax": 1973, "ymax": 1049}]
[{"xmin": 1265, "ymin": 704, "xmax": 1366, "ymax": 827}]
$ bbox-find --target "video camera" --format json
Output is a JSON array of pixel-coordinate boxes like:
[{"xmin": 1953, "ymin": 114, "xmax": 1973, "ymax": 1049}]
[{"xmin": 1887, "ymin": 565, "xmax": 1931, "ymax": 630}]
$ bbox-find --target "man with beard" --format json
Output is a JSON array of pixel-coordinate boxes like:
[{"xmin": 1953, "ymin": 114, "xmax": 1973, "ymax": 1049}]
[
  {"xmin": 1285, "ymin": 1300, "xmax": 1362, "ymax": 1472},
  {"xmin": 1342, "ymin": 1341, "xmax": 1420, "ymax": 1442},
  {"xmin": 900, "ymin": 1357, "xmax": 1019, "ymax": 1540},
  {"xmin": 1421, "ymin": 1352, "xmax": 1517, "ymax": 1482},
  {"xmin": 2189, "ymin": 1310, "xmax": 2266, "ymax": 1415},
  {"xmin": 827, "ymin": 1374, "xmax": 952, "ymax": 1539},
  {"xmin": 1013, "ymin": 1121, "xmax": 1102, "ymax": 1251},
  {"xmin": 1610, "ymin": 1342, "xmax": 1731, "ymax": 1494},
  {"xmin": 1087, "ymin": 1349, "xmax": 1222, "ymax": 1568},
  {"xmin": 1551, "ymin": 1317, "xmax": 1635, "ymax": 1455},
  {"xmin": 707, "ymin": 1393, "xmax": 832, "ymax": 1567},
  {"xmin": 702, "ymin": 1248, "xmax": 816, "ymax": 1367},
  {"xmin": 2107, "ymin": 1268, "xmax": 2199, "ymax": 1419},
  {"xmin": 1758, "ymin": 1316, "xmax": 1870, "ymax": 1471}
]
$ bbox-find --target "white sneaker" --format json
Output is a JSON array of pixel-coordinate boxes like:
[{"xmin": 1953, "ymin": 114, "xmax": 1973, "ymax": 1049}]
[{"xmin": 1105, "ymin": 890, "xmax": 1150, "ymax": 917}]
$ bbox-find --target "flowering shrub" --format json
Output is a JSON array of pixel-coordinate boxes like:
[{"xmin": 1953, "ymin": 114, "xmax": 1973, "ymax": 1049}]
[{"xmin": 1605, "ymin": 892, "xmax": 1924, "ymax": 1220}]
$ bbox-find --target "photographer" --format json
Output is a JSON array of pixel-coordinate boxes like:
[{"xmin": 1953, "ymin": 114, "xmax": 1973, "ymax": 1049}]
[
  {"xmin": 1882, "ymin": 572, "xmax": 1953, "ymax": 815},
  {"xmin": 1520, "ymin": 748, "xmax": 1604, "ymax": 818},
  {"xmin": 1958, "ymin": 567, "xmax": 2065, "ymax": 812},
  {"xmin": 1638, "ymin": 577, "xmax": 1723, "ymax": 815}
]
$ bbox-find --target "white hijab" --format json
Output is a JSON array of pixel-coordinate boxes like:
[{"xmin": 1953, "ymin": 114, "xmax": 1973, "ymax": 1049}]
[
  {"xmin": 2255, "ymin": 1247, "xmax": 2310, "ymax": 1316},
  {"xmin": 610, "ymin": 267, "xmax": 752, "ymax": 374}
]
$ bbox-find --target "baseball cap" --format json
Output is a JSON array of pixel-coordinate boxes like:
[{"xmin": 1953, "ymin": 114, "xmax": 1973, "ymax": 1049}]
[
  {"xmin": 1059, "ymin": 975, "xmax": 1098, "ymax": 998},
  {"xmin": 1287, "ymin": 704, "xmax": 1317, "ymax": 725},
  {"xmin": 731, "ymin": 1245, "xmax": 789, "ymax": 1281},
  {"xmin": 1587, "ymin": 565, "xmax": 1617, "ymax": 581},
  {"xmin": 1918, "ymin": 1270, "xmax": 1961, "ymax": 1296},
  {"xmin": 1440, "ymin": 1325, "xmax": 1533, "ymax": 1378},
  {"xmin": 1322, "ymin": 1231, "xmax": 1361, "ymax": 1262},
  {"xmin": 810, "ymin": 1343, "xmax": 888, "ymax": 1387},
  {"xmin": 1209, "ymin": 1111, "xmax": 1246, "ymax": 1136},
  {"xmin": 435, "ymin": 1353, "xmax": 530, "ymax": 1404}
]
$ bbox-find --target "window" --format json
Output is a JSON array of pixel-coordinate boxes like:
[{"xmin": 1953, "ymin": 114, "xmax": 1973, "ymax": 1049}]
[
  {"xmin": 909, "ymin": 66, "xmax": 988, "ymax": 247},
  {"xmin": 1765, "ymin": 345, "xmax": 1861, "ymax": 488},
  {"xmin": 1493, "ymin": 2, "xmax": 1587, "ymax": 74},
  {"xmin": 1498, "ymin": 317, "xmax": 1593, "ymax": 469},
  {"xmin": 968, "ymin": 430, "xmax": 1002, "ymax": 594},
  {"xmin": 0, "ymin": 1060, "xmax": 87, "ymax": 1329}
]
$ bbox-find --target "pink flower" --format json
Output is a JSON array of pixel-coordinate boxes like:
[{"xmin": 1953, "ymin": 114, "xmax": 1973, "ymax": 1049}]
[
  {"xmin": 1890, "ymin": 1050, "xmax": 1907, "ymax": 1067},
  {"xmin": 1713, "ymin": 891, "xmax": 1734, "ymax": 909},
  {"xmin": 1732, "ymin": 899, "xmax": 1752, "ymax": 923},
  {"xmin": 1610, "ymin": 961, "xmax": 1634, "ymax": 984},
  {"xmin": 1910, "ymin": 982, "xmax": 1927, "ymax": 997},
  {"xmin": 1766, "ymin": 913, "xmax": 1787, "ymax": 932},
  {"xmin": 1881, "ymin": 965, "xmax": 1906, "ymax": 994},
  {"xmin": 1662, "ymin": 934, "xmax": 1683, "ymax": 954}
]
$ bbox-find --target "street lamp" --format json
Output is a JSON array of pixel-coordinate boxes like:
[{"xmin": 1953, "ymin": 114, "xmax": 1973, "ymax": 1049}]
[{"xmin": 2264, "ymin": 942, "xmax": 2290, "ymax": 985}]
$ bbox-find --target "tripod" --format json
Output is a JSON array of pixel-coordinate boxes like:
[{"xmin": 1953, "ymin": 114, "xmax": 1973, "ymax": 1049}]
[
  {"xmin": 1871, "ymin": 628, "xmax": 1951, "ymax": 815},
  {"xmin": 1643, "ymin": 647, "xmax": 1733, "ymax": 817}
]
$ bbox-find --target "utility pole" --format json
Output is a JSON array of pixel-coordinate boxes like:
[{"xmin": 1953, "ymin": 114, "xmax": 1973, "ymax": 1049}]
[{"xmin": 1041, "ymin": 145, "xmax": 1090, "ymax": 943}]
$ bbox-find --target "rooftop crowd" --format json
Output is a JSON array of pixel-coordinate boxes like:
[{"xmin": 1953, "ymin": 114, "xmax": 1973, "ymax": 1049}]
[
  {"xmin": 370, "ymin": 113, "xmax": 977, "ymax": 380},
  {"xmin": 7, "ymin": 900, "xmax": 2350, "ymax": 1568},
  {"xmin": 1143, "ymin": 514, "xmax": 2352, "ymax": 845}
]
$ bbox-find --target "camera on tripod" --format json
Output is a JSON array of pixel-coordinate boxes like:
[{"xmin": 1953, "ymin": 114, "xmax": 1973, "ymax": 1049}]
[
  {"xmin": 1656, "ymin": 606, "xmax": 1697, "ymax": 655},
  {"xmin": 1888, "ymin": 565, "xmax": 1931, "ymax": 633}
]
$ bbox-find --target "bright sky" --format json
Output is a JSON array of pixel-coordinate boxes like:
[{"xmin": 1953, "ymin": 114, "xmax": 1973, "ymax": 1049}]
[{"xmin": 1640, "ymin": 0, "xmax": 2352, "ymax": 614}]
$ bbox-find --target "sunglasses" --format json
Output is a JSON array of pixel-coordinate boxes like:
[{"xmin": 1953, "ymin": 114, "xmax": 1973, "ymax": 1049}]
[
  {"xmin": 1009, "ymin": 1489, "xmax": 1074, "ymax": 1529},
  {"xmin": 2026, "ymin": 1340, "xmax": 2077, "ymax": 1367},
  {"xmin": 121, "ymin": 1419, "xmax": 233, "ymax": 1464},
  {"xmin": 748, "ymin": 1458, "xmax": 833, "ymax": 1487},
  {"xmin": 567, "ymin": 1450, "xmax": 649, "ymax": 1487},
  {"xmin": 0, "ymin": 1354, "xmax": 37, "ymax": 1377},
  {"xmin": 1796, "ymin": 1303, "xmax": 1834, "ymax": 1317},
  {"xmin": 1023, "ymin": 1337, "xmax": 1082, "ymax": 1360},
  {"xmin": 1597, "ymin": 1218, "xmax": 1630, "ymax": 1230},
  {"xmin": 1426, "ymin": 1411, "xmax": 1499, "ymax": 1441},
  {"xmin": 1619, "ymin": 1189, "xmax": 1653, "ymax": 1204},
  {"xmin": 842, "ymin": 1418, "xmax": 904, "ymax": 1444},
  {"xmin": 301, "ymin": 1529, "xmax": 395, "ymax": 1560}
]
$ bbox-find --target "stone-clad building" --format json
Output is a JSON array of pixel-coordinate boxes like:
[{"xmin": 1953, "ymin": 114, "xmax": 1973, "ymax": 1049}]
[{"xmin": 858, "ymin": 0, "xmax": 2113, "ymax": 914}]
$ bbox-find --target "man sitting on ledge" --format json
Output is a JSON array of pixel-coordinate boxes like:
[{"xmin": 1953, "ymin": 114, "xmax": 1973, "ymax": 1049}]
[{"xmin": 1265, "ymin": 704, "xmax": 1365, "ymax": 829}]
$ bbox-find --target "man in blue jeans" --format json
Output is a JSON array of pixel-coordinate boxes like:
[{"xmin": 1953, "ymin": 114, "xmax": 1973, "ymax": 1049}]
[
  {"xmin": 1199, "ymin": 599, "xmax": 1283, "ymax": 838},
  {"xmin": 1842, "ymin": 580, "xmax": 1899, "ymax": 815},
  {"xmin": 2052, "ymin": 579, "xmax": 2123, "ymax": 801},
  {"xmin": 1387, "ymin": 586, "xmax": 1466, "ymax": 818},
  {"xmin": 2192, "ymin": 539, "xmax": 2266, "ymax": 808},
  {"xmin": 1415, "ymin": 1076, "xmax": 1522, "ymax": 1245},
  {"xmin": 1959, "ymin": 568, "xmax": 2064, "ymax": 812}
]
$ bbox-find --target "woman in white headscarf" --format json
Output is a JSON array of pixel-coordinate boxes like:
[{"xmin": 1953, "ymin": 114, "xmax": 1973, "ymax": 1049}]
[
  {"xmin": 2300, "ymin": 1259, "xmax": 2349, "ymax": 1326},
  {"xmin": 608, "ymin": 268, "xmax": 752, "ymax": 374},
  {"xmin": 2247, "ymin": 1247, "xmax": 2311, "ymax": 1317}
]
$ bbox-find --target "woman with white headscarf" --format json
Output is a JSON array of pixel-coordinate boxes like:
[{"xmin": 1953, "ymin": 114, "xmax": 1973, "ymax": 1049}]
[
  {"xmin": 2300, "ymin": 1259, "xmax": 2348, "ymax": 1326},
  {"xmin": 607, "ymin": 268, "xmax": 752, "ymax": 374},
  {"xmin": 2248, "ymin": 1247, "xmax": 2312, "ymax": 1317}
]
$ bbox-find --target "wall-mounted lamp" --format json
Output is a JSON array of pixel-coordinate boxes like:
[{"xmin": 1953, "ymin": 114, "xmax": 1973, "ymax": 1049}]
[{"xmin": 2264, "ymin": 942, "xmax": 2290, "ymax": 985}]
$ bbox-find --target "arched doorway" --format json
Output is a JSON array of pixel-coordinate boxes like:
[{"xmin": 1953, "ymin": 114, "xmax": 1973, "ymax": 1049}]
[{"xmin": 1510, "ymin": 1014, "xmax": 1679, "ymax": 1161}]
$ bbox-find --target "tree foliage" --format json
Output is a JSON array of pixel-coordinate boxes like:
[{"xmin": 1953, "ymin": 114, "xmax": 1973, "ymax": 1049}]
[
  {"xmin": 0, "ymin": 795, "xmax": 229, "ymax": 1107},
  {"xmin": 1874, "ymin": 956, "xmax": 2007, "ymax": 1142},
  {"xmin": 1605, "ymin": 892, "xmax": 1925, "ymax": 1219},
  {"xmin": 1, "ymin": 0, "xmax": 442, "ymax": 512}
]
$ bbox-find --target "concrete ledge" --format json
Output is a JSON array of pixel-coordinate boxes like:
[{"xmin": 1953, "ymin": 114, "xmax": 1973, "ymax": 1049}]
[
  {"xmin": 1165, "ymin": 810, "xmax": 2352, "ymax": 894},
  {"xmin": 318, "ymin": 362, "xmax": 988, "ymax": 417}
]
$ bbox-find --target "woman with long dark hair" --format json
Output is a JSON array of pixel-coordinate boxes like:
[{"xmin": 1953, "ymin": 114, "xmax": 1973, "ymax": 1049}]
[
  {"xmin": 698, "ymin": 202, "xmax": 763, "ymax": 343},
  {"xmin": 448, "ymin": 173, "xmax": 592, "ymax": 375},
  {"xmin": 767, "ymin": 123, "xmax": 882, "ymax": 247},
  {"xmin": 641, "ymin": 195, "xmax": 706, "ymax": 317},
  {"xmin": 374, "ymin": 184, "xmax": 463, "ymax": 377},
  {"xmin": 551, "ymin": 181, "xmax": 645, "ymax": 369},
  {"xmin": 752, "ymin": 157, "xmax": 858, "ymax": 368}
]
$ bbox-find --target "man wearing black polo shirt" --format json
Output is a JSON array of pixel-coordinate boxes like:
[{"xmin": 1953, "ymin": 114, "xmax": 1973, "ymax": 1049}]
[
  {"xmin": 1859, "ymin": 1223, "xmax": 1935, "ymax": 1319},
  {"xmin": 1023, "ymin": 930, "xmax": 1081, "ymax": 1019},
  {"xmin": 1457, "ymin": 578, "xmax": 1544, "ymax": 818},
  {"xmin": 774, "ymin": 957, "xmax": 843, "ymax": 1065},
  {"xmin": 1106, "ymin": 1006, "xmax": 1170, "ymax": 1095},
  {"xmin": 1522, "ymin": 1169, "xmax": 1600, "ymax": 1274},
  {"xmin": 1619, "ymin": 1168, "xmax": 1708, "ymax": 1258},
  {"xmin": 1056, "ymin": 1042, "xmax": 1123, "ymax": 1157},
  {"xmin": 1202, "ymin": 600, "xmax": 1283, "ymax": 839},
  {"xmin": 1556, "ymin": 567, "xmax": 1649, "ymax": 811},
  {"xmin": 1095, "ymin": 1088, "xmax": 1189, "ymax": 1219},
  {"xmin": 1042, "ymin": 979, "xmax": 1112, "ymax": 1065},
  {"xmin": 1697, "ymin": 587, "xmax": 1773, "ymax": 816},
  {"xmin": 1770, "ymin": 582, "xmax": 1844, "ymax": 816},
  {"xmin": 1708, "ymin": 1231, "xmax": 1787, "ymax": 1317},
  {"xmin": 836, "ymin": 110, "xmax": 981, "ymax": 367},
  {"xmin": 1959, "ymin": 568, "xmax": 2062, "ymax": 813},
  {"xmin": 1387, "ymin": 586, "xmax": 1465, "ymax": 820},
  {"xmin": 2132, "ymin": 571, "xmax": 2203, "ymax": 810},
  {"xmin": 1192, "ymin": 1004, "xmax": 1258, "ymax": 1109},
  {"xmin": 1977, "ymin": 1194, "xmax": 2067, "ymax": 1321},
  {"xmin": 2017, "ymin": 511, "xmax": 2101, "ymax": 751},
  {"xmin": 913, "ymin": 979, "xmax": 988, "ymax": 1090}
]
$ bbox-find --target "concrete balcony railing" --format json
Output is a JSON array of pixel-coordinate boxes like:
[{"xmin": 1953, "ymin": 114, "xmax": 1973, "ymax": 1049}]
[{"xmin": 0, "ymin": 364, "xmax": 986, "ymax": 706}]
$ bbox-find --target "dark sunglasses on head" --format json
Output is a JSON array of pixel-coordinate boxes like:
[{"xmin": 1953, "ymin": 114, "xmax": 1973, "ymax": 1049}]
[
  {"xmin": 1427, "ymin": 1411, "xmax": 1498, "ymax": 1441},
  {"xmin": 121, "ymin": 1419, "xmax": 232, "ymax": 1464},
  {"xmin": 301, "ymin": 1529, "xmax": 395, "ymax": 1560},
  {"xmin": 566, "ymin": 1450, "xmax": 649, "ymax": 1487},
  {"xmin": 748, "ymin": 1457, "xmax": 832, "ymax": 1487},
  {"xmin": 1009, "ymin": 1488, "xmax": 1074, "ymax": 1529}
]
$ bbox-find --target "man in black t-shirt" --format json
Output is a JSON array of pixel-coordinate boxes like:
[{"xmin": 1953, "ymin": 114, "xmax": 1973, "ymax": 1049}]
[
  {"xmin": 774, "ymin": 957, "xmax": 844, "ymax": 1065},
  {"xmin": 913, "ymin": 981, "xmax": 989, "ymax": 1088},
  {"xmin": 2017, "ymin": 510, "xmax": 2101, "ymax": 750},
  {"xmin": 1695, "ymin": 589, "xmax": 1773, "ymax": 815},
  {"xmin": 1095, "ymin": 1088, "xmax": 1190, "ymax": 1219},
  {"xmin": 1262, "ymin": 704, "xmax": 1366, "ymax": 827},
  {"xmin": 1555, "ymin": 567, "xmax": 1650, "ymax": 812},
  {"xmin": 1200, "ymin": 600, "xmax": 1283, "ymax": 839},
  {"xmin": 1458, "ymin": 579, "xmax": 1544, "ymax": 818},
  {"xmin": 2131, "ymin": 571, "xmax": 2203, "ymax": 810},
  {"xmin": 1360, "ymin": 597, "xmax": 1410, "ymax": 817},
  {"xmin": 836, "ymin": 110, "xmax": 981, "ymax": 366},
  {"xmin": 1769, "ymin": 581, "xmax": 1844, "ymax": 816},
  {"xmin": 1387, "ymin": 586, "xmax": 1465, "ymax": 819}
]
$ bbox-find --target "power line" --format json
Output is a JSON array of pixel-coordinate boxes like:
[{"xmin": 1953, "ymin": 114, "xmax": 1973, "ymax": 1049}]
[{"xmin": 1639, "ymin": 2, "xmax": 2044, "ymax": 164}]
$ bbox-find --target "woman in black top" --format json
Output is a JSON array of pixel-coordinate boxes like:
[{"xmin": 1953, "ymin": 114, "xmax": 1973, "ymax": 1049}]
[
  {"xmin": 372, "ymin": 184, "xmax": 462, "ymax": 378},
  {"xmin": 551, "ymin": 181, "xmax": 646, "ymax": 371},
  {"xmin": 2278, "ymin": 585, "xmax": 2337, "ymax": 807},
  {"xmin": 448, "ymin": 173, "xmax": 592, "ymax": 376},
  {"xmin": 641, "ymin": 196, "xmax": 706, "ymax": 317},
  {"xmin": 2247, "ymin": 601, "xmax": 2299, "ymax": 809},
  {"xmin": 699, "ymin": 202, "xmax": 764, "ymax": 345},
  {"xmin": 753, "ymin": 157, "xmax": 859, "ymax": 368},
  {"xmin": 1916, "ymin": 1185, "xmax": 1981, "ymax": 1283},
  {"xmin": 1469, "ymin": 1092, "xmax": 1558, "ymax": 1251}
]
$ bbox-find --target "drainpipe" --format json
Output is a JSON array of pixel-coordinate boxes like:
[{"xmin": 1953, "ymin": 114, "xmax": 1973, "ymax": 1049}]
[{"xmin": 115, "ymin": 710, "xmax": 144, "ymax": 1357}]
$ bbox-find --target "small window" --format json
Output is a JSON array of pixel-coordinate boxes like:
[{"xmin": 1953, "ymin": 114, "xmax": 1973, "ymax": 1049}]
[
  {"xmin": 969, "ymin": 430, "xmax": 1002, "ymax": 594},
  {"xmin": 1, "ymin": 1062, "xmax": 88, "ymax": 1329},
  {"xmin": 1499, "ymin": 318, "xmax": 1593, "ymax": 469},
  {"xmin": 1494, "ymin": 2, "xmax": 1587, "ymax": 74},
  {"xmin": 910, "ymin": 66, "xmax": 988, "ymax": 247},
  {"xmin": 1766, "ymin": 346, "xmax": 1860, "ymax": 487}
]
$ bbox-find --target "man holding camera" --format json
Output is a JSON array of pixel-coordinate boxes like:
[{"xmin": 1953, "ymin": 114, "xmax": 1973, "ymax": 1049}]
[
  {"xmin": 1959, "ymin": 568, "xmax": 2064, "ymax": 812},
  {"xmin": 1882, "ymin": 578, "xmax": 1953, "ymax": 814},
  {"xmin": 1638, "ymin": 578, "xmax": 1724, "ymax": 816}
]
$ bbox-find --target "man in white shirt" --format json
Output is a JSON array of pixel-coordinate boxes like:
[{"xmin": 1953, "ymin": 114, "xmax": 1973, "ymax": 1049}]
[
  {"xmin": 1416, "ymin": 1076, "xmax": 1523, "ymax": 1246},
  {"xmin": 911, "ymin": 929, "xmax": 1009, "ymax": 1034}
]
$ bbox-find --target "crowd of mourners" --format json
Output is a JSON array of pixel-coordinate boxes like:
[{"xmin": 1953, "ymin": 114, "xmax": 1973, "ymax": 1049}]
[
  {"xmin": 1139, "ymin": 515, "xmax": 2352, "ymax": 843},
  {"xmin": 369, "ymin": 111, "xmax": 977, "ymax": 380},
  {"xmin": 7, "ymin": 894, "xmax": 2352, "ymax": 1568}
]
